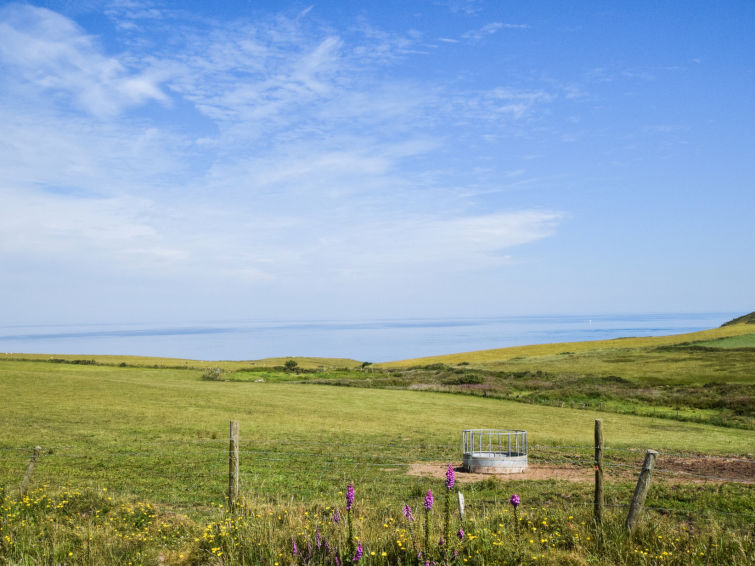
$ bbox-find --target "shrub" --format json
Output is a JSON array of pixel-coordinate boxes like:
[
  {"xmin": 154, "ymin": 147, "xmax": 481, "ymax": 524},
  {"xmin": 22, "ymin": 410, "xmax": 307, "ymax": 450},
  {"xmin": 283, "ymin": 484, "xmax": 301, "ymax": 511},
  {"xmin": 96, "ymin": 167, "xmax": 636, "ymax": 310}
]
[{"xmin": 201, "ymin": 367, "xmax": 227, "ymax": 381}]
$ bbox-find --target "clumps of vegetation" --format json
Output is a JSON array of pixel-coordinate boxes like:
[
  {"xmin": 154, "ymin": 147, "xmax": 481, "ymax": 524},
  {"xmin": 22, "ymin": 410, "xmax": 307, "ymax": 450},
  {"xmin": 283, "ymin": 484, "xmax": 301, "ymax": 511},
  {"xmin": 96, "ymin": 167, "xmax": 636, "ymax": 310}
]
[
  {"xmin": 200, "ymin": 367, "xmax": 228, "ymax": 381},
  {"xmin": 48, "ymin": 358, "xmax": 96, "ymax": 365},
  {"xmin": 657, "ymin": 333, "xmax": 755, "ymax": 352},
  {"xmin": 442, "ymin": 373, "xmax": 485, "ymax": 385}
]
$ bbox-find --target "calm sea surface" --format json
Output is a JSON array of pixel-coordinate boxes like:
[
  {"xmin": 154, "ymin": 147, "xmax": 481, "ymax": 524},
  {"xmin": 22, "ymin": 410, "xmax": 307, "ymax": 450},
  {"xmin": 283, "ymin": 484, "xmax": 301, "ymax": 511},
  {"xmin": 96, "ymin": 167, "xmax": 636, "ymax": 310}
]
[{"xmin": 0, "ymin": 312, "xmax": 738, "ymax": 363}]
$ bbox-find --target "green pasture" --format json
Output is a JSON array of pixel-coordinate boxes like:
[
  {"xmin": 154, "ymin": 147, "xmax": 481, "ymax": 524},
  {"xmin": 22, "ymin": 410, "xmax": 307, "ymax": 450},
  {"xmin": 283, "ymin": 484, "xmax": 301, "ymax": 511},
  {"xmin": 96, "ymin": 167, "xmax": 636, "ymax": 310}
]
[
  {"xmin": 0, "ymin": 359, "xmax": 752, "ymax": 511},
  {"xmin": 1, "ymin": 340, "xmax": 754, "ymax": 564}
]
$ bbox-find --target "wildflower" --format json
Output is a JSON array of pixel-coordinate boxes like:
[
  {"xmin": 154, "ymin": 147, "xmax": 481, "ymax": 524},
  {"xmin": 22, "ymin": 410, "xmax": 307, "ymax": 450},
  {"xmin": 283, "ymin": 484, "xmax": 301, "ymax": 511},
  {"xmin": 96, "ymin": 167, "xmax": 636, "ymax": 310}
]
[
  {"xmin": 346, "ymin": 483, "xmax": 355, "ymax": 511},
  {"xmin": 423, "ymin": 491, "xmax": 434, "ymax": 551},
  {"xmin": 292, "ymin": 537, "xmax": 298, "ymax": 556},
  {"xmin": 424, "ymin": 490, "xmax": 434, "ymax": 510},
  {"xmin": 446, "ymin": 465, "xmax": 455, "ymax": 489},
  {"xmin": 333, "ymin": 509, "xmax": 341, "ymax": 524},
  {"xmin": 346, "ymin": 483, "xmax": 356, "ymax": 558},
  {"xmin": 439, "ymin": 536, "xmax": 446, "ymax": 546},
  {"xmin": 353, "ymin": 542, "xmax": 363, "ymax": 562},
  {"xmin": 316, "ymin": 528, "xmax": 322, "ymax": 549},
  {"xmin": 510, "ymin": 494, "xmax": 521, "ymax": 531},
  {"xmin": 458, "ymin": 528, "xmax": 465, "ymax": 540},
  {"xmin": 403, "ymin": 504, "xmax": 415, "ymax": 521}
]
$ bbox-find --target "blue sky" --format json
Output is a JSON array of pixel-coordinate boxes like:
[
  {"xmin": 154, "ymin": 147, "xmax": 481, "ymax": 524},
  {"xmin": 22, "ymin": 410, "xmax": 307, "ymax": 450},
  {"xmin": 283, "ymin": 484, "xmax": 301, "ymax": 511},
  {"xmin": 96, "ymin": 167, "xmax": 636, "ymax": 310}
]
[{"xmin": 1, "ymin": 0, "xmax": 753, "ymax": 325}]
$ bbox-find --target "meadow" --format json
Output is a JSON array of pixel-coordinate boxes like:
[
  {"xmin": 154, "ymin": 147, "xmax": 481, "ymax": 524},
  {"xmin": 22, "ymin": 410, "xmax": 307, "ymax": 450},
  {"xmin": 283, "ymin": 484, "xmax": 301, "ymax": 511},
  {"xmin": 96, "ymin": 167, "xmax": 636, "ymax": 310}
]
[{"xmin": 0, "ymin": 319, "xmax": 753, "ymax": 564}]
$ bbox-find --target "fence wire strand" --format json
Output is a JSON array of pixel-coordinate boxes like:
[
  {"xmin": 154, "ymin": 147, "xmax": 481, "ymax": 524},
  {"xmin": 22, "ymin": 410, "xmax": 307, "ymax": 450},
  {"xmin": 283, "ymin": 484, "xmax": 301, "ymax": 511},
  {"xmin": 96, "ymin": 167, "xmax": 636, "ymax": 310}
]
[{"xmin": 3, "ymin": 436, "xmax": 752, "ymax": 520}]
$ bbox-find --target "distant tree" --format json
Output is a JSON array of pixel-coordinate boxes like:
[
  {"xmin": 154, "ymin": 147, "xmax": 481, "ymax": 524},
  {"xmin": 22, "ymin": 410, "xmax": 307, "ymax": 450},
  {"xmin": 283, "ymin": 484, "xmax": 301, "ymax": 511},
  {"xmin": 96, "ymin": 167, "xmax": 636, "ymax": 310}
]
[{"xmin": 284, "ymin": 359, "xmax": 298, "ymax": 372}]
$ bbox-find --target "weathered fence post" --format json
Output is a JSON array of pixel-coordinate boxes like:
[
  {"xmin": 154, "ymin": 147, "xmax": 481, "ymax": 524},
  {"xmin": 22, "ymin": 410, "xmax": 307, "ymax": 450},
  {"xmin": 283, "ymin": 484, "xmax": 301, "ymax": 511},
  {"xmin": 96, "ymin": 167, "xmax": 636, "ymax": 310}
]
[
  {"xmin": 624, "ymin": 449, "xmax": 659, "ymax": 536},
  {"xmin": 229, "ymin": 421, "xmax": 239, "ymax": 511},
  {"xmin": 594, "ymin": 419, "xmax": 604, "ymax": 525},
  {"xmin": 20, "ymin": 445, "xmax": 42, "ymax": 498}
]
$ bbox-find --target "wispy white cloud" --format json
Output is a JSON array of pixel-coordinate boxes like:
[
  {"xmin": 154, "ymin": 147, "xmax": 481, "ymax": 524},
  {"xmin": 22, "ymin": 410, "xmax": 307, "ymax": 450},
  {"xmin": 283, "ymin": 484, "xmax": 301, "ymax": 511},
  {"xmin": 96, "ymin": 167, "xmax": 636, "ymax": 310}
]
[
  {"xmin": 444, "ymin": 0, "xmax": 483, "ymax": 16},
  {"xmin": 0, "ymin": 4, "xmax": 168, "ymax": 117},
  {"xmin": 0, "ymin": 2, "xmax": 566, "ymax": 321},
  {"xmin": 462, "ymin": 21, "xmax": 528, "ymax": 41},
  {"xmin": 446, "ymin": 86, "xmax": 555, "ymax": 123}
]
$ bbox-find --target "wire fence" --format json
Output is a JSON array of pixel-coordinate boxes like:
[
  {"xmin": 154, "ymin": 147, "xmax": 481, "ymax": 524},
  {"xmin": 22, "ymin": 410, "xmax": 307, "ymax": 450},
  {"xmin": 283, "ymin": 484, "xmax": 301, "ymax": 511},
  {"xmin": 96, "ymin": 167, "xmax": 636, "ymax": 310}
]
[{"xmin": 2, "ymin": 433, "xmax": 752, "ymax": 522}]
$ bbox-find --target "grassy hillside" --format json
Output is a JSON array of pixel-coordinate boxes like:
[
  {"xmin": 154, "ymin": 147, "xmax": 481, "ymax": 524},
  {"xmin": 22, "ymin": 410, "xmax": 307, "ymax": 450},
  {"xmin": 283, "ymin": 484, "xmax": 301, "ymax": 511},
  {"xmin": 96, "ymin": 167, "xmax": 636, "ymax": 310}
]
[
  {"xmin": 1, "ymin": 352, "xmax": 753, "ymax": 564},
  {"xmin": 377, "ymin": 321, "xmax": 754, "ymax": 368},
  {"xmin": 1, "ymin": 359, "xmax": 752, "ymax": 501},
  {"xmin": 722, "ymin": 311, "xmax": 755, "ymax": 326},
  {"xmin": 302, "ymin": 323, "xmax": 754, "ymax": 430}
]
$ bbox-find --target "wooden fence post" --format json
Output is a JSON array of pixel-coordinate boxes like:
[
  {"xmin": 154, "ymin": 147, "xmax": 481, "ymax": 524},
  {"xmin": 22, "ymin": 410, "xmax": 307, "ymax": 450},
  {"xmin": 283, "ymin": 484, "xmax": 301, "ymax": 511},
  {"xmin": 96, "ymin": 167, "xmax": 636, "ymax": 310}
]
[
  {"xmin": 594, "ymin": 419, "xmax": 604, "ymax": 524},
  {"xmin": 20, "ymin": 445, "xmax": 42, "ymax": 498},
  {"xmin": 625, "ymin": 449, "xmax": 659, "ymax": 536},
  {"xmin": 229, "ymin": 421, "xmax": 239, "ymax": 511}
]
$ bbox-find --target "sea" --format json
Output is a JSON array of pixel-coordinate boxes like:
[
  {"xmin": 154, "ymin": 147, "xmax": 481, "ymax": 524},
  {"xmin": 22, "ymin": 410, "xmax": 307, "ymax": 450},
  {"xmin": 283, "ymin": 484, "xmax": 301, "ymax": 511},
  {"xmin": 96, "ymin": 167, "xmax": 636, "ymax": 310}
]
[{"xmin": 0, "ymin": 312, "xmax": 738, "ymax": 363}]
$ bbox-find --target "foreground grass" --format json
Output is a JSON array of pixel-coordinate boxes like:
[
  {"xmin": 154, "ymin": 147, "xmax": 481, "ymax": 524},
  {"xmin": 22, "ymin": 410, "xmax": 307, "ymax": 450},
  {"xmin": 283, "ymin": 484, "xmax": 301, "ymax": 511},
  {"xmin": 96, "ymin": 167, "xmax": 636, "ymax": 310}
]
[{"xmin": 2, "ymin": 480, "xmax": 752, "ymax": 565}]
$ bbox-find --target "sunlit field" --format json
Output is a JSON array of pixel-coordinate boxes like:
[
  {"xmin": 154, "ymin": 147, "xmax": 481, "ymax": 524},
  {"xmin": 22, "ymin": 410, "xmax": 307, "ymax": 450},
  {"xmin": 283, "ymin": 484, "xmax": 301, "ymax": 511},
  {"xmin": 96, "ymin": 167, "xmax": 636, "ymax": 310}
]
[{"xmin": 1, "ymin": 349, "xmax": 753, "ymax": 564}]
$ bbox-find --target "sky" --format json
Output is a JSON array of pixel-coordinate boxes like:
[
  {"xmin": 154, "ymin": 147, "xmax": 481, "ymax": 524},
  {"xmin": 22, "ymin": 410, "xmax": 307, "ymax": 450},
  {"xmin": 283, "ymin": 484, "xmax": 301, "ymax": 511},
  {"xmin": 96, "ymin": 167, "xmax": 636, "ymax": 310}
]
[{"xmin": 1, "ymin": 0, "xmax": 753, "ymax": 325}]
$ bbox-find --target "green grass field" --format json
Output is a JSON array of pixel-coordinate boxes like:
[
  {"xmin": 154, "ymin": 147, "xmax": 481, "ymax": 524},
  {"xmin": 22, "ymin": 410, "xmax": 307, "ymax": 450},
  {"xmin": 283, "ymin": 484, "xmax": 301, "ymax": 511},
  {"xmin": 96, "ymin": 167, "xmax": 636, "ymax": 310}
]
[
  {"xmin": 690, "ymin": 333, "xmax": 755, "ymax": 349},
  {"xmin": 3, "ymin": 359, "xmax": 751, "ymax": 505},
  {"xmin": 1, "ymin": 320, "xmax": 753, "ymax": 564}
]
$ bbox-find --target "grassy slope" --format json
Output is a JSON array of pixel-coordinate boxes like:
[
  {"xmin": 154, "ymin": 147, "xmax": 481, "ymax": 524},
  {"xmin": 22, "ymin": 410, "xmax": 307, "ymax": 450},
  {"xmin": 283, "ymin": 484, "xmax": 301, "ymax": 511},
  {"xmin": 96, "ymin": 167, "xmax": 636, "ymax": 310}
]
[
  {"xmin": 0, "ymin": 360, "xmax": 752, "ymax": 504},
  {"xmin": 1, "ymin": 360, "xmax": 749, "ymax": 452},
  {"xmin": 376, "ymin": 323, "xmax": 754, "ymax": 368},
  {"xmin": 722, "ymin": 311, "xmax": 755, "ymax": 326}
]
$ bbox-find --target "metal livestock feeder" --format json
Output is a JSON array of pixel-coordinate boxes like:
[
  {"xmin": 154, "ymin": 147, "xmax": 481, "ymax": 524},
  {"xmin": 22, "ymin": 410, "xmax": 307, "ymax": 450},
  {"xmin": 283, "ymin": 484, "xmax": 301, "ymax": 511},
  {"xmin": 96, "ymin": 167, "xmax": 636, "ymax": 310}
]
[{"xmin": 462, "ymin": 429, "xmax": 528, "ymax": 473}]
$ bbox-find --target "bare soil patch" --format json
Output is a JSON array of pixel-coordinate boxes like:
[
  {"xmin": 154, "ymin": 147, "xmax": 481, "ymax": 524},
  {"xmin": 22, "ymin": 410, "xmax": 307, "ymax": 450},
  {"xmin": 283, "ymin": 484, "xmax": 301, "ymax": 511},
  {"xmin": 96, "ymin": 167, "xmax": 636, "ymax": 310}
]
[
  {"xmin": 657, "ymin": 455, "xmax": 755, "ymax": 484},
  {"xmin": 408, "ymin": 456, "xmax": 754, "ymax": 485}
]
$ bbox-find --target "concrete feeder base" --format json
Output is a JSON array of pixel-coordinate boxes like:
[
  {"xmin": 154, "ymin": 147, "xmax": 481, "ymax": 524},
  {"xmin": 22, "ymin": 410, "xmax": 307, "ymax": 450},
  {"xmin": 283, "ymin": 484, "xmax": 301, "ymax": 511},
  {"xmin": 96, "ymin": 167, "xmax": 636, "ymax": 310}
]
[{"xmin": 463, "ymin": 453, "xmax": 528, "ymax": 474}]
